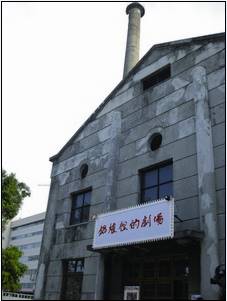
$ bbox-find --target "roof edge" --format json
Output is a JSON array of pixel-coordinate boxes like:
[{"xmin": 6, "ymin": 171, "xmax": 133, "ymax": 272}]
[{"xmin": 50, "ymin": 32, "xmax": 225, "ymax": 162}]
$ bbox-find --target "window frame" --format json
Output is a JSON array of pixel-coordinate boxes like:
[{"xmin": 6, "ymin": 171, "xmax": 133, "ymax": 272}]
[
  {"xmin": 70, "ymin": 188, "xmax": 92, "ymax": 226},
  {"xmin": 139, "ymin": 160, "xmax": 173, "ymax": 203}
]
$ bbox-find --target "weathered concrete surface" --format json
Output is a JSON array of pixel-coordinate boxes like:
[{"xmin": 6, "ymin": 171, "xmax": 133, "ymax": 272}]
[
  {"xmin": 35, "ymin": 32, "xmax": 225, "ymax": 300},
  {"xmin": 34, "ymin": 182, "xmax": 60, "ymax": 300},
  {"xmin": 191, "ymin": 66, "xmax": 220, "ymax": 300}
]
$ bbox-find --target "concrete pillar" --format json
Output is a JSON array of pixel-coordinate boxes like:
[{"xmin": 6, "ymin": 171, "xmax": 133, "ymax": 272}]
[
  {"xmin": 94, "ymin": 254, "xmax": 105, "ymax": 300},
  {"xmin": 191, "ymin": 66, "xmax": 220, "ymax": 300},
  {"xmin": 123, "ymin": 2, "xmax": 145, "ymax": 78},
  {"xmin": 34, "ymin": 181, "xmax": 59, "ymax": 300},
  {"xmin": 93, "ymin": 111, "xmax": 122, "ymax": 300},
  {"xmin": 104, "ymin": 111, "xmax": 122, "ymax": 212}
]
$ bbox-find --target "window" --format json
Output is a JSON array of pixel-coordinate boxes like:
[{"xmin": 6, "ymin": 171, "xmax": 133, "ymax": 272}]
[
  {"xmin": 61, "ymin": 259, "xmax": 84, "ymax": 300},
  {"xmin": 80, "ymin": 164, "xmax": 88, "ymax": 179},
  {"xmin": 28, "ymin": 255, "xmax": 39, "ymax": 261},
  {"xmin": 70, "ymin": 190, "xmax": 91, "ymax": 225},
  {"xmin": 12, "ymin": 220, "xmax": 44, "ymax": 231},
  {"xmin": 11, "ymin": 230, "xmax": 43, "ymax": 240},
  {"xmin": 18, "ymin": 242, "xmax": 41, "ymax": 250},
  {"xmin": 140, "ymin": 161, "xmax": 173, "ymax": 203},
  {"xmin": 21, "ymin": 283, "xmax": 34, "ymax": 289},
  {"xmin": 142, "ymin": 64, "xmax": 171, "ymax": 91},
  {"xmin": 25, "ymin": 269, "xmax": 37, "ymax": 281},
  {"xmin": 149, "ymin": 133, "xmax": 162, "ymax": 151}
]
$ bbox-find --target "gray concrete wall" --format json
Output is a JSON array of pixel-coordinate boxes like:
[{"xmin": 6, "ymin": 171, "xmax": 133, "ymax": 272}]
[{"xmin": 35, "ymin": 36, "xmax": 225, "ymax": 300}]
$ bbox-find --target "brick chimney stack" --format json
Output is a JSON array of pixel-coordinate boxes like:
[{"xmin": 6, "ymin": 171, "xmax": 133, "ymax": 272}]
[{"xmin": 123, "ymin": 2, "xmax": 145, "ymax": 78}]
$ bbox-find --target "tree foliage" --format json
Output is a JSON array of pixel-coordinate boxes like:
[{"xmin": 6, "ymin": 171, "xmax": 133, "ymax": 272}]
[
  {"xmin": 2, "ymin": 246, "xmax": 28, "ymax": 292},
  {"xmin": 2, "ymin": 169, "xmax": 31, "ymax": 229}
]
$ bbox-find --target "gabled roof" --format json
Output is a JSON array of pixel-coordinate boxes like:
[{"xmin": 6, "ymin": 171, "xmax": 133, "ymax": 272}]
[{"xmin": 50, "ymin": 32, "xmax": 225, "ymax": 162}]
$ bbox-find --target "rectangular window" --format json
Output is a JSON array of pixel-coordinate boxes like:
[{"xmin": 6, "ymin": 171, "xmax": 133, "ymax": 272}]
[
  {"xmin": 18, "ymin": 242, "xmax": 41, "ymax": 250},
  {"xmin": 140, "ymin": 161, "xmax": 173, "ymax": 203},
  {"xmin": 11, "ymin": 230, "xmax": 43, "ymax": 240},
  {"xmin": 12, "ymin": 220, "xmax": 44, "ymax": 232},
  {"xmin": 70, "ymin": 190, "xmax": 91, "ymax": 225},
  {"xmin": 142, "ymin": 64, "xmax": 171, "ymax": 91},
  {"xmin": 61, "ymin": 259, "xmax": 84, "ymax": 300},
  {"xmin": 28, "ymin": 255, "xmax": 39, "ymax": 261}
]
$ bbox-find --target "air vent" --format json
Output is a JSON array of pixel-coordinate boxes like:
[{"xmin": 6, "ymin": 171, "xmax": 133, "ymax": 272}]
[{"xmin": 143, "ymin": 64, "xmax": 171, "ymax": 90}]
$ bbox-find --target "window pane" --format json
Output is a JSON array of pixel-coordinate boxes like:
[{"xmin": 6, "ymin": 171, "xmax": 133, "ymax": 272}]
[
  {"xmin": 84, "ymin": 191, "xmax": 91, "ymax": 206},
  {"xmin": 68, "ymin": 261, "xmax": 76, "ymax": 272},
  {"xmin": 143, "ymin": 170, "xmax": 158, "ymax": 188},
  {"xmin": 76, "ymin": 260, "xmax": 84, "ymax": 273},
  {"xmin": 73, "ymin": 194, "xmax": 83, "ymax": 209},
  {"xmin": 70, "ymin": 209, "xmax": 81, "ymax": 225},
  {"xmin": 159, "ymin": 164, "xmax": 172, "ymax": 184},
  {"xmin": 81, "ymin": 206, "xmax": 89, "ymax": 222},
  {"xmin": 142, "ymin": 187, "xmax": 158, "ymax": 202},
  {"xmin": 159, "ymin": 183, "xmax": 173, "ymax": 199}
]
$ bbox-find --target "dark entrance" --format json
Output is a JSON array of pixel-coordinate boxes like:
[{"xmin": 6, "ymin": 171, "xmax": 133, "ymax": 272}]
[
  {"xmin": 104, "ymin": 239, "xmax": 200, "ymax": 300},
  {"xmin": 123, "ymin": 254, "xmax": 189, "ymax": 300}
]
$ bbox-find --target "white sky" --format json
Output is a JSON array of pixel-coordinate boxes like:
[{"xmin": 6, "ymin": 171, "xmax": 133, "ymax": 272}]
[{"xmin": 2, "ymin": 2, "xmax": 225, "ymax": 219}]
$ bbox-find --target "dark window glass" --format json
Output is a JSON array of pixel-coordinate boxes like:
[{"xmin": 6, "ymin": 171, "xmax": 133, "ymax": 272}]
[
  {"xmin": 70, "ymin": 190, "xmax": 91, "ymax": 225},
  {"xmin": 71, "ymin": 209, "xmax": 81, "ymax": 225},
  {"xmin": 141, "ymin": 162, "xmax": 173, "ymax": 203},
  {"xmin": 83, "ymin": 191, "xmax": 91, "ymax": 206},
  {"xmin": 142, "ymin": 187, "xmax": 158, "ymax": 202},
  {"xmin": 73, "ymin": 194, "xmax": 83, "ymax": 209},
  {"xmin": 159, "ymin": 183, "xmax": 173, "ymax": 199},
  {"xmin": 82, "ymin": 206, "xmax": 90, "ymax": 221},
  {"xmin": 150, "ymin": 133, "xmax": 162, "ymax": 151},
  {"xmin": 144, "ymin": 170, "xmax": 158, "ymax": 187},
  {"xmin": 159, "ymin": 165, "xmax": 172, "ymax": 184},
  {"xmin": 80, "ymin": 164, "xmax": 88, "ymax": 179}
]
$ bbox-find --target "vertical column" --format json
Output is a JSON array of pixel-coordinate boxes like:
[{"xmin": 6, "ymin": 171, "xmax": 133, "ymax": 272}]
[
  {"xmin": 191, "ymin": 66, "xmax": 220, "ymax": 300},
  {"xmin": 94, "ymin": 110, "xmax": 122, "ymax": 300},
  {"xmin": 94, "ymin": 255, "xmax": 105, "ymax": 300},
  {"xmin": 104, "ymin": 110, "xmax": 122, "ymax": 212},
  {"xmin": 123, "ymin": 2, "xmax": 145, "ymax": 78},
  {"xmin": 34, "ymin": 181, "xmax": 59, "ymax": 300}
]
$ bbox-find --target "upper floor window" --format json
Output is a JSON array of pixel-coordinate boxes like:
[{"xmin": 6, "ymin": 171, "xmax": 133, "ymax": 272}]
[
  {"xmin": 70, "ymin": 190, "xmax": 91, "ymax": 225},
  {"xmin": 142, "ymin": 64, "xmax": 171, "ymax": 91},
  {"xmin": 140, "ymin": 161, "xmax": 173, "ymax": 203}
]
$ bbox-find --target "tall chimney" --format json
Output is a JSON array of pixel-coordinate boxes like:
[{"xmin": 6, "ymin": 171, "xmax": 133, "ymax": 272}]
[{"xmin": 123, "ymin": 2, "xmax": 145, "ymax": 78}]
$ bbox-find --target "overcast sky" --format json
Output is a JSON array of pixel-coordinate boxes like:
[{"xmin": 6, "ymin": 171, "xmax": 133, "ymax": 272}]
[{"xmin": 3, "ymin": 2, "xmax": 225, "ymax": 219}]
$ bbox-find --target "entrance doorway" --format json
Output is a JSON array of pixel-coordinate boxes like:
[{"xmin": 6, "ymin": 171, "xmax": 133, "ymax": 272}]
[
  {"xmin": 123, "ymin": 254, "xmax": 189, "ymax": 300},
  {"xmin": 104, "ymin": 240, "xmax": 200, "ymax": 300}
]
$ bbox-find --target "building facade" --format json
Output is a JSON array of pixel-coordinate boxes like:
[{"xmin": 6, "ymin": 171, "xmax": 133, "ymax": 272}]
[
  {"xmin": 35, "ymin": 3, "xmax": 225, "ymax": 300},
  {"xmin": 8, "ymin": 212, "xmax": 46, "ymax": 294}
]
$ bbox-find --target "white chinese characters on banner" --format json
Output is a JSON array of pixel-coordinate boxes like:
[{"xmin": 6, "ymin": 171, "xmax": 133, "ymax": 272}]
[{"xmin": 92, "ymin": 199, "xmax": 174, "ymax": 249}]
